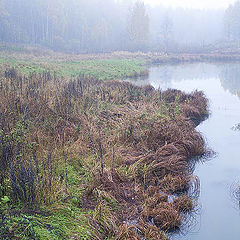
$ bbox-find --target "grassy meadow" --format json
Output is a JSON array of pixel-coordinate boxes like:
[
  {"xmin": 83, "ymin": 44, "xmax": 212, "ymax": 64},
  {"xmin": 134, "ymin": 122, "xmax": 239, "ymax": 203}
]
[
  {"xmin": 0, "ymin": 54, "xmax": 148, "ymax": 80},
  {"xmin": 0, "ymin": 53, "xmax": 209, "ymax": 240}
]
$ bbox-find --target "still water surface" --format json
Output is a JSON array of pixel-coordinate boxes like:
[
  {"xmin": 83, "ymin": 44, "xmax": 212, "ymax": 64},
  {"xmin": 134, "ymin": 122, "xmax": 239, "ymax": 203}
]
[{"xmin": 130, "ymin": 63, "xmax": 240, "ymax": 240}]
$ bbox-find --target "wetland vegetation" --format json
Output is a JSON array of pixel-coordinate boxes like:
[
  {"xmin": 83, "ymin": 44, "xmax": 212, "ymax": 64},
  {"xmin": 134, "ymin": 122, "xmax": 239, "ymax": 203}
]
[{"xmin": 0, "ymin": 59, "xmax": 209, "ymax": 239}]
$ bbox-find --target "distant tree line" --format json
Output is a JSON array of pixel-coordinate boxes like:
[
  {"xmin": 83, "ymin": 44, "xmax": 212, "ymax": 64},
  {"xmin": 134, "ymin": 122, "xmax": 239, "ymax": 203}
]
[
  {"xmin": 0, "ymin": 0, "xmax": 239, "ymax": 53},
  {"xmin": 0, "ymin": 0, "xmax": 150, "ymax": 53},
  {"xmin": 224, "ymin": 1, "xmax": 240, "ymax": 41}
]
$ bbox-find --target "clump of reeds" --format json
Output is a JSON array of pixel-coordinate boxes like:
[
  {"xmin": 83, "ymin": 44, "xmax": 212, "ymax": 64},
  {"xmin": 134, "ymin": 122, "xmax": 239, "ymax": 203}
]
[
  {"xmin": 174, "ymin": 195, "xmax": 195, "ymax": 213},
  {"xmin": 116, "ymin": 220, "xmax": 169, "ymax": 240},
  {"xmin": 142, "ymin": 193, "xmax": 182, "ymax": 231},
  {"xmin": 157, "ymin": 174, "xmax": 190, "ymax": 194}
]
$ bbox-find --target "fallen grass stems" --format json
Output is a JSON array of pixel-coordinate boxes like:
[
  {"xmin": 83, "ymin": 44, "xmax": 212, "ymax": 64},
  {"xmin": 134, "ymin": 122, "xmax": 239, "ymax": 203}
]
[{"xmin": 0, "ymin": 66, "xmax": 209, "ymax": 239}]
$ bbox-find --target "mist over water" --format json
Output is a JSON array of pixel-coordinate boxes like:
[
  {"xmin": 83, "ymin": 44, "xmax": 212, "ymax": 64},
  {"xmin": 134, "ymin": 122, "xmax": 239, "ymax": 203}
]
[{"xmin": 129, "ymin": 63, "xmax": 240, "ymax": 240}]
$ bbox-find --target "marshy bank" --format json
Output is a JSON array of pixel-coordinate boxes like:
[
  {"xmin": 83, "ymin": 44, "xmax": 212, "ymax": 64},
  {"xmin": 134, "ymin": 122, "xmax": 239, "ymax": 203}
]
[{"xmin": 0, "ymin": 66, "xmax": 209, "ymax": 239}]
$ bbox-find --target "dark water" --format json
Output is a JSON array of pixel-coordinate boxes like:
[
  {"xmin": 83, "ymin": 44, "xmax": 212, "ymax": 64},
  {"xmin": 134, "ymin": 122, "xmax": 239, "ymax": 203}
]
[{"xmin": 129, "ymin": 63, "xmax": 240, "ymax": 240}]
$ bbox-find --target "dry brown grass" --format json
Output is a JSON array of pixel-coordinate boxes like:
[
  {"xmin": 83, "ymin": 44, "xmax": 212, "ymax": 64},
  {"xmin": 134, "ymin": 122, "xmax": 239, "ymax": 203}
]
[{"xmin": 0, "ymin": 67, "xmax": 208, "ymax": 239}]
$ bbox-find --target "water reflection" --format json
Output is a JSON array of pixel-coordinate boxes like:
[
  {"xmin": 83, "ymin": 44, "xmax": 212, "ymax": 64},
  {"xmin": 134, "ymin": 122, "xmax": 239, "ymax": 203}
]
[
  {"xmin": 127, "ymin": 62, "xmax": 240, "ymax": 240},
  {"xmin": 133, "ymin": 63, "xmax": 240, "ymax": 98},
  {"xmin": 220, "ymin": 64, "xmax": 240, "ymax": 98}
]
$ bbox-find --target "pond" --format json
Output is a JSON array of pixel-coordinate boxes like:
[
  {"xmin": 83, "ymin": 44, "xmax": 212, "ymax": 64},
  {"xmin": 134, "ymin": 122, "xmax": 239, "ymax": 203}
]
[{"xmin": 129, "ymin": 63, "xmax": 240, "ymax": 240}]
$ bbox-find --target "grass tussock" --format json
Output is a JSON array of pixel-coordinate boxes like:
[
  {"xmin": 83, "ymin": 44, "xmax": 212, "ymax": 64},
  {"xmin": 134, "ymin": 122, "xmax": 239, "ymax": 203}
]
[{"xmin": 0, "ymin": 67, "xmax": 208, "ymax": 239}]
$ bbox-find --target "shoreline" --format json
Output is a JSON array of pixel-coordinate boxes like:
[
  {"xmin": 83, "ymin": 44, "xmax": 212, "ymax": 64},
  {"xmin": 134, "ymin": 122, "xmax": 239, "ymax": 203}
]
[
  {"xmin": 2, "ymin": 48, "xmax": 240, "ymax": 63},
  {"xmin": 0, "ymin": 65, "xmax": 210, "ymax": 239}
]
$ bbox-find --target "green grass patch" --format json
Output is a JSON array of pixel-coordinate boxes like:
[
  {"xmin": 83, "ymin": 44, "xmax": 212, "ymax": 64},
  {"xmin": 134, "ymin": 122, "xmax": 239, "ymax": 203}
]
[
  {"xmin": 0, "ymin": 56, "xmax": 147, "ymax": 80},
  {"xmin": 0, "ymin": 206, "xmax": 94, "ymax": 240}
]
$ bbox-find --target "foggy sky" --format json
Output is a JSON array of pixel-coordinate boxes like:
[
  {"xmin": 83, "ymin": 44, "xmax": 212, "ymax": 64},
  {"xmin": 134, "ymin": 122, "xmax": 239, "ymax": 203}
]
[{"xmin": 143, "ymin": 0, "xmax": 237, "ymax": 9}]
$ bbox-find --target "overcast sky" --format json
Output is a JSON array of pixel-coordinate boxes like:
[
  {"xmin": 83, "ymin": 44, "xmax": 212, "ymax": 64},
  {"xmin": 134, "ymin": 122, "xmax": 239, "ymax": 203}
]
[{"xmin": 143, "ymin": 0, "xmax": 236, "ymax": 9}]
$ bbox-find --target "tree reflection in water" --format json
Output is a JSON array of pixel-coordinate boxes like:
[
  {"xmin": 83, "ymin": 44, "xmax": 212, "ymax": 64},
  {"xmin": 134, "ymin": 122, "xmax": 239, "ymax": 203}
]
[{"xmin": 220, "ymin": 63, "xmax": 240, "ymax": 98}]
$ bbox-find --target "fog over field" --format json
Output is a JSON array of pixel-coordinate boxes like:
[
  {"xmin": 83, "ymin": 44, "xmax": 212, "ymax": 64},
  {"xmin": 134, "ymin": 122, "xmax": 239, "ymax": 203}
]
[{"xmin": 0, "ymin": 0, "xmax": 240, "ymax": 53}]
